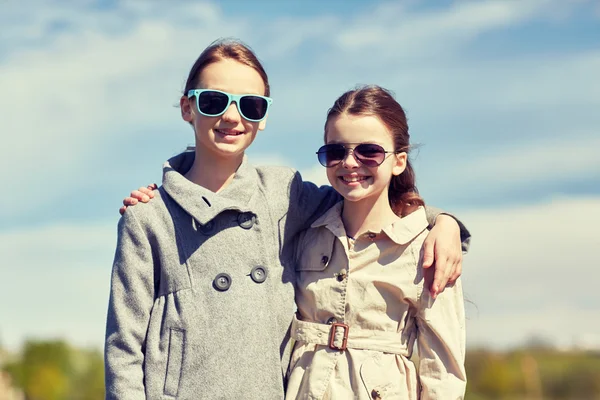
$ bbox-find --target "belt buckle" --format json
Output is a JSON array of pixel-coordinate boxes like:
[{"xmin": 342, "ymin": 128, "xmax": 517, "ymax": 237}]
[{"xmin": 328, "ymin": 322, "xmax": 349, "ymax": 351}]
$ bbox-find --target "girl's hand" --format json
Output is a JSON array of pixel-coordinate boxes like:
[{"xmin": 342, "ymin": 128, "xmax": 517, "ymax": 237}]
[
  {"xmin": 422, "ymin": 214, "xmax": 463, "ymax": 299},
  {"xmin": 119, "ymin": 184, "xmax": 158, "ymax": 215}
]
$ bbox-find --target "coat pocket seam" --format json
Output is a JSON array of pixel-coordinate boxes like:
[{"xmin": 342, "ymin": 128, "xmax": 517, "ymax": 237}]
[{"xmin": 164, "ymin": 327, "xmax": 185, "ymax": 397}]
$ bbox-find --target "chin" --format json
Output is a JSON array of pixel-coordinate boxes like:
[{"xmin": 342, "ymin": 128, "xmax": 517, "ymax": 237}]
[
  {"xmin": 337, "ymin": 190, "xmax": 368, "ymax": 203},
  {"xmin": 214, "ymin": 142, "xmax": 251, "ymax": 156}
]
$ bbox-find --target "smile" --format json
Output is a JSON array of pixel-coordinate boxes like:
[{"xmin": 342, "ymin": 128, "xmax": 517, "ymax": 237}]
[
  {"xmin": 339, "ymin": 175, "xmax": 369, "ymax": 183},
  {"xmin": 215, "ymin": 129, "xmax": 244, "ymax": 136}
]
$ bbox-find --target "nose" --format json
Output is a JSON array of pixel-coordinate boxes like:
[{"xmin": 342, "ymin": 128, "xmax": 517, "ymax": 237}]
[
  {"xmin": 221, "ymin": 101, "xmax": 241, "ymax": 123},
  {"xmin": 341, "ymin": 148, "xmax": 360, "ymax": 169}
]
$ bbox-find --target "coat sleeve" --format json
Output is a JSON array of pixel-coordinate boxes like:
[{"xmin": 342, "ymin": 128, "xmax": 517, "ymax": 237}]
[
  {"xmin": 285, "ymin": 171, "xmax": 341, "ymax": 235},
  {"xmin": 104, "ymin": 209, "xmax": 156, "ymax": 399},
  {"xmin": 424, "ymin": 206, "xmax": 471, "ymax": 253},
  {"xmin": 415, "ymin": 278, "xmax": 467, "ymax": 399}
]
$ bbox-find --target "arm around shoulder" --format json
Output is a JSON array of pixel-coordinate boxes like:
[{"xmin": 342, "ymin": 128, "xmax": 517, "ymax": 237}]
[
  {"xmin": 424, "ymin": 206, "xmax": 471, "ymax": 253},
  {"xmin": 287, "ymin": 171, "xmax": 341, "ymax": 232},
  {"xmin": 105, "ymin": 209, "xmax": 156, "ymax": 399}
]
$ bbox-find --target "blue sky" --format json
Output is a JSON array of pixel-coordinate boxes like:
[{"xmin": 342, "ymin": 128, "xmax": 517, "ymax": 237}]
[{"xmin": 1, "ymin": 0, "xmax": 599, "ymax": 352}]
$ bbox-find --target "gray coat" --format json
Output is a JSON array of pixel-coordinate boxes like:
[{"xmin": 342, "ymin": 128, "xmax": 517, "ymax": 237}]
[{"xmin": 104, "ymin": 150, "xmax": 469, "ymax": 400}]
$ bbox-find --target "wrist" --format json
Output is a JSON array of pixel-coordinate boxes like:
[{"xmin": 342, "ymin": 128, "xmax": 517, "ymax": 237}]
[{"xmin": 435, "ymin": 213, "xmax": 460, "ymax": 230}]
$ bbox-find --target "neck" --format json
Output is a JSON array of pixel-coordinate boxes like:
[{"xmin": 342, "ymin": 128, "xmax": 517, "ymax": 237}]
[
  {"xmin": 184, "ymin": 147, "xmax": 243, "ymax": 193},
  {"xmin": 341, "ymin": 191, "xmax": 399, "ymax": 238}
]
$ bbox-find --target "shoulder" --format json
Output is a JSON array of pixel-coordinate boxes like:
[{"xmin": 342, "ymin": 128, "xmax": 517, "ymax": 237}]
[
  {"xmin": 254, "ymin": 165, "xmax": 297, "ymax": 186},
  {"xmin": 119, "ymin": 187, "xmax": 174, "ymax": 232},
  {"xmin": 253, "ymin": 165, "xmax": 299, "ymax": 201}
]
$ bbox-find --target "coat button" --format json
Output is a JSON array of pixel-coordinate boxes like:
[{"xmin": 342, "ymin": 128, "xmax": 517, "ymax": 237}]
[
  {"xmin": 371, "ymin": 389, "xmax": 382, "ymax": 399},
  {"xmin": 213, "ymin": 273, "xmax": 231, "ymax": 291},
  {"xmin": 237, "ymin": 212, "xmax": 256, "ymax": 229},
  {"xmin": 326, "ymin": 317, "xmax": 337, "ymax": 325},
  {"xmin": 199, "ymin": 220, "xmax": 215, "ymax": 235},
  {"xmin": 336, "ymin": 269, "xmax": 347, "ymax": 282},
  {"xmin": 250, "ymin": 266, "xmax": 268, "ymax": 283},
  {"xmin": 321, "ymin": 255, "xmax": 329, "ymax": 264}
]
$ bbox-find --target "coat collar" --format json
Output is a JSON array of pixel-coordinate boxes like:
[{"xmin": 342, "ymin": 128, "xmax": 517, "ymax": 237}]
[
  {"xmin": 311, "ymin": 202, "xmax": 428, "ymax": 245},
  {"xmin": 162, "ymin": 150, "xmax": 257, "ymax": 224}
]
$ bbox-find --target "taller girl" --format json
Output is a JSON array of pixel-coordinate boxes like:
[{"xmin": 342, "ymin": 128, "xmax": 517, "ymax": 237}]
[{"xmin": 105, "ymin": 39, "xmax": 469, "ymax": 399}]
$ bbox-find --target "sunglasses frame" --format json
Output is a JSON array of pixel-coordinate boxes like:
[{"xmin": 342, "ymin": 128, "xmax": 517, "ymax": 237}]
[
  {"xmin": 187, "ymin": 89, "xmax": 273, "ymax": 122},
  {"xmin": 316, "ymin": 143, "xmax": 402, "ymax": 168}
]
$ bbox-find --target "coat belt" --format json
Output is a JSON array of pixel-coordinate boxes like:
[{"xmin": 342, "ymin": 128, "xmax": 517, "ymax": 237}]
[{"xmin": 291, "ymin": 315, "xmax": 410, "ymax": 356}]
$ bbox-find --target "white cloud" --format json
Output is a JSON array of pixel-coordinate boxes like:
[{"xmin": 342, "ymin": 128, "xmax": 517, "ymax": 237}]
[
  {"xmin": 0, "ymin": 1, "xmax": 240, "ymax": 217},
  {"xmin": 460, "ymin": 196, "xmax": 600, "ymax": 348},
  {"xmin": 335, "ymin": 0, "xmax": 555, "ymax": 53},
  {"xmin": 467, "ymin": 309, "xmax": 600, "ymax": 350},
  {"xmin": 447, "ymin": 132, "xmax": 600, "ymax": 190},
  {"xmin": 0, "ymin": 222, "xmax": 117, "ymax": 351},
  {"xmin": 1, "ymin": 0, "xmax": 598, "ymax": 222},
  {"xmin": 298, "ymin": 164, "xmax": 329, "ymax": 187}
]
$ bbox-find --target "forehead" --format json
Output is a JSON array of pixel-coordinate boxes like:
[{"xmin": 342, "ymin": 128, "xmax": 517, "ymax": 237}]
[
  {"xmin": 326, "ymin": 114, "xmax": 392, "ymax": 145},
  {"xmin": 199, "ymin": 58, "xmax": 266, "ymax": 95}
]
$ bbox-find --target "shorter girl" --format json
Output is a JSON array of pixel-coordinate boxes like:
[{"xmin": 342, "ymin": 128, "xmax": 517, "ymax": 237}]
[{"xmin": 286, "ymin": 86, "xmax": 466, "ymax": 399}]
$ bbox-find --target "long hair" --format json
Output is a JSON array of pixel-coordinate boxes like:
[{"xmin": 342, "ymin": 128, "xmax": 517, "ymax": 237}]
[{"xmin": 324, "ymin": 85, "xmax": 424, "ymax": 216}]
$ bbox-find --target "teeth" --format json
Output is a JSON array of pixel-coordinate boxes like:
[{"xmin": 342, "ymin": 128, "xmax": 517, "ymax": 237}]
[
  {"xmin": 216, "ymin": 129, "xmax": 242, "ymax": 135},
  {"xmin": 341, "ymin": 176, "xmax": 367, "ymax": 182}
]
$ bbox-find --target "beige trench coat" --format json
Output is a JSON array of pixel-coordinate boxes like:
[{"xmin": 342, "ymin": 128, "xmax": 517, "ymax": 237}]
[{"xmin": 286, "ymin": 203, "xmax": 466, "ymax": 399}]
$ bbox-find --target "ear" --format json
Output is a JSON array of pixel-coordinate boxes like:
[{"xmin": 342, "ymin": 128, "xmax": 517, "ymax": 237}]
[
  {"xmin": 392, "ymin": 152, "xmax": 407, "ymax": 176},
  {"xmin": 180, "ymin": 96, "xmax": 194, "ymax": 123},
  {"xmin": 258, "ymin": 113, "xmax": 268, "ymax": 131}
]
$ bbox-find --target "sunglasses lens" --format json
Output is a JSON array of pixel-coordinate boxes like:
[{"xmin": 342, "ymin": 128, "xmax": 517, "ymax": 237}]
[
  {"xmin": 317, "ymin": 144, "xmax": 346, "ymax": 167},
  {"xmin": 198, "ymin": 91, "xmax": 229, "ymax": 116},
  {"xmin": 354, "ymin": 144, "xmax": 386, "ymax": 166},
  {"xmin": 239, "ymin": 96, "xmax": 268, "ymax": 121}
]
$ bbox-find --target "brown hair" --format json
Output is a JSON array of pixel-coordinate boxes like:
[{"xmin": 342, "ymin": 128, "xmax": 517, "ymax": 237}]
[
  {"xmin": 183, "ymin": 38, "xmax": 270, "ymax": 96},
  {"xmin": 324, "ymin": 85, "xmax": 424, "ymax": 216}
]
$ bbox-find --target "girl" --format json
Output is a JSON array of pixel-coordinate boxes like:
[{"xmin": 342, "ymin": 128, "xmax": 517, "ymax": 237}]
[
  {"xmin": 286, "ymin": 86, "xmax": 466, "ymax": 399},
  {"xmin": 106, "ymin": 38, "xmax": 469, "ymax": 399}
]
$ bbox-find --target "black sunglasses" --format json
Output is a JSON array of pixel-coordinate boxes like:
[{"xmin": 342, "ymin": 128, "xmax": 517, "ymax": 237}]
[
  {"xmin": 187, "ymin": 89, "xmax": 273, "ymax": 122},
  {"xmin": 316, "ymin": 143, "xmax": 400, "ymax": 168}
]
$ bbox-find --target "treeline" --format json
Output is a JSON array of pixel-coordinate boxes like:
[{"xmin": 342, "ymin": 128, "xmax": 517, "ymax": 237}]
[
  {"xmin": 1, "ymin": 340, "xmax": 600, "ymax": 399},
  {"xmin": 465, "ymin": 348, "xmax": 600, "ymax": 399},
  {"xmin": 1, "ymin": 341, "xmax": 103, "ymax": 400}
]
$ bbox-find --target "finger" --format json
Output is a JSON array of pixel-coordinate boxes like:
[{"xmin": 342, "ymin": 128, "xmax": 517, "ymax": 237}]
[
  {"xmin": 423, "ymin": 261, "xmax": 435, "ymax": 296},
  {"xmin": 431, "ymin": 256, "xmax": 451, "ymax": 298},
  {"xmin": 449, "ymin": 257, "xmax": 463, "ymax": 283},
  {"xmin": 119, "ymin": 206, "xmax": 127, "ymax": 215},
  {"xmin": 130, "ymin": 190, "xmax": 150, "ymax": 202},
  {"xmin": 421, "ymin": 239, "xmax": 434, "ymax": 269},
  {"xmin": 148, "ymin": 183, "xmax": 158, "ymax": 190},
  {"xmin": 123, "ymin": 198, "xmax": 139, "ymax": 206},
  {"xmin": 139, "ymin": 186, "xmax": 155, "ymax": 198}
]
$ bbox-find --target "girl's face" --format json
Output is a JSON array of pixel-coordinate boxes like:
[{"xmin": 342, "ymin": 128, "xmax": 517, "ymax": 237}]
[
  {"xmin": 325, "ymin": 113, "xmax": 406, "ymax": 206},
  {"xmin": 180, "ymin": 58, "xmax": 268, "ymax": 160}
]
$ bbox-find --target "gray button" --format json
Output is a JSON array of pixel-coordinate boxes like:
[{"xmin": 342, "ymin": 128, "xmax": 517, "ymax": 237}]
[
  {"xmin": 238, "ymin": 212, "xmax": 256, "ymax": 229},
  {"xmin": 250, "ymin": 266, "xmax": 268, "ymax": 283},
  {"xmin": 321, "ymin": 255, "xmax": 329, "ymax": 264},
  {"xmin": 199, "ymin": 220, "xmax": 215, "ymax": 235},
  {"xmin": 213, "ymin": 273, "xmax": 231, "ymax": 291}
]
